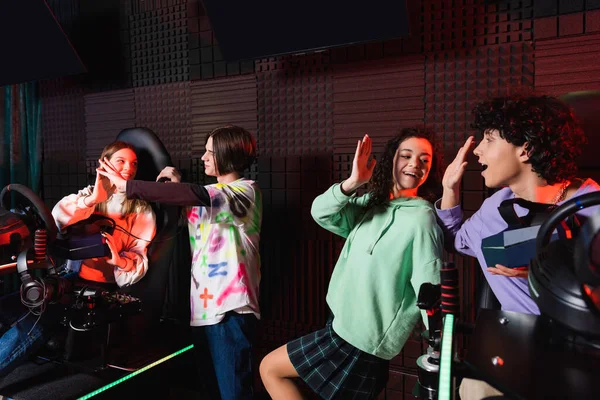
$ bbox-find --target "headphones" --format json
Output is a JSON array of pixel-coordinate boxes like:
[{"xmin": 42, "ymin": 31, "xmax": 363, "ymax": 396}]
[
  {"xmin": 17, "ymin": 249, "xmax": 46, "ymax": 309},
  {"xmin": 16, "ymin": 246, "xmax": 70, "ymax": 311}
]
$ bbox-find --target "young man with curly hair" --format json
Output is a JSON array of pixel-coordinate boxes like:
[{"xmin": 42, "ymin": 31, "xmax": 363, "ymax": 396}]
[{"xmin": 436, "ymin": 94, "xmax": 600, "ymax": 399}]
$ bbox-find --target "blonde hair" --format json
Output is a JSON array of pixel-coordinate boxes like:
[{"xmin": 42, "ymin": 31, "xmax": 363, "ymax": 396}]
[{"xmin": 95, "ymin": 141, "xmax": 152, "ymax": 217}]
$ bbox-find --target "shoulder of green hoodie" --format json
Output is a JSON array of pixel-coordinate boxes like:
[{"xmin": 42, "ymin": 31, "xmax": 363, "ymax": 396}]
[
  {"xmin": 312, "ymin": 181, "xmax": 444, "ymax": 319},
  {"xmin": 319, "ymin": 184, "xmax": 444, "ymax": 358},
  {"xmin": 310, "ymin": 182, "xmax": 370, "ymax": 238}
]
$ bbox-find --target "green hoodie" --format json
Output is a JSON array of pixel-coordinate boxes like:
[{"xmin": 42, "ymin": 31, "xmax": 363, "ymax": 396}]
[{"xmin": 312, "ymin": 183, "xmax": 443, "ymax": 360}]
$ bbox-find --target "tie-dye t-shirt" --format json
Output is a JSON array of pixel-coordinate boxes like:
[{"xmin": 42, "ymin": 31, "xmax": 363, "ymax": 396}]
[{"xmin": 187, "ymin": 178, "xmax": 262, "ymax": 326}]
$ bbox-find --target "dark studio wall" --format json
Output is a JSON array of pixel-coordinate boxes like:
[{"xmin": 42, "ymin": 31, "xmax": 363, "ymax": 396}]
[{"xmin": 30, "ymin": 0, "xmax": 600, "ymax": 398}]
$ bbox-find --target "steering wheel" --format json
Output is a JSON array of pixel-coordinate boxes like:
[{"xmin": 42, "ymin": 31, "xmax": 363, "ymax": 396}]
[{"xmin": 0, "ymin": 184, "xmax": 58, "ymax": 244}]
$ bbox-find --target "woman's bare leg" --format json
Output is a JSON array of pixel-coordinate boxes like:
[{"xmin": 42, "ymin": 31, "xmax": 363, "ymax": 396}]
[{"xmin": 259, "ymin": 344, "xmax": 303, "ymax": 400}]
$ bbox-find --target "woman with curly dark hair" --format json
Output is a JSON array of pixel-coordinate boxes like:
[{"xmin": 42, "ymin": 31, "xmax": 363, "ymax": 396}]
[
  {"xmin": 260, "ymin": 130, "xmax": 445, "ymax": 400},
  {"xmin": 368, "ymin": 127, "xmax": 444, "ymax": 206}
]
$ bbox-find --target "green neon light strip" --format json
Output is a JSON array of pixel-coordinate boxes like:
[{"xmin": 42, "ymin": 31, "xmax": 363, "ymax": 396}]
[
  {"xmin": 78, "ymin": 344, "xmax": 194, "ymax": 400},
  {"xmin": 438, "ymin": 314, "xmax": 455, "ymax": 400}
]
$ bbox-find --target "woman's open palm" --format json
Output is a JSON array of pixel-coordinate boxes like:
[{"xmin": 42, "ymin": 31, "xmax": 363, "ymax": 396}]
[
  {"xmin": 90, "ymin": 170, "xmax": 112, "ymax": 205},
  {"xmin": 349, "ymin": 135, "xmax": 377, "ymax": 187}
]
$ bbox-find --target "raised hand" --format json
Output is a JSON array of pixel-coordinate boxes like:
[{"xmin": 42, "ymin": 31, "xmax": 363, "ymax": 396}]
[
  {"xmin": 440, "ymin": 136, "xmax": 474, "ymax": 209},
  {"xmin": 86, "ymin": 169, "xmax": 112, "ymax": 207},
  {"xmin": 342, "ymin": 134, "xmax": 377, "ymax": 193},
  {"xmin": 97, "ymin": 158, "xmax": 127, "ymax": 193},
  {"xmin": 442, "ymin": 136, "xmax": 474, "ymax": 191},
  {"xmin": 156, "ymin": 166, "xmax": 182, "ymax": 183}
]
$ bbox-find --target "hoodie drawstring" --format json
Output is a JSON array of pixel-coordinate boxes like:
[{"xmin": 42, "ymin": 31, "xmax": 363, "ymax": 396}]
[
  {"xmin": 344, "ymin": 212, "xmax": 367, "ymax": 258},
  {"xmin": 366, "ymin": 209, "xmax": 395, "ymax": 254},
  {"xmin": 343, "ymin": 206, "xmax": 398, "ymax": 258}
]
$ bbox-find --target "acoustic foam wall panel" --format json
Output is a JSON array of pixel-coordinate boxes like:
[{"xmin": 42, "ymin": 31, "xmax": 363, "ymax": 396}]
[
  {"xmin": 329, "ymin": 55, "xmax": 424, "ymax": 198},
  {"xmin": 425, "ymin": 43, "xmax": 534, "ymax": 158},
  {"xmin": 331, "ymin": 55, "xmax": 425, "ymax": 155},
  {"xmin": 128, "ymin": 0, "xmax": 190, "ymax": 87},
  {"xmin": 40, "ymin": 80, "xmax": 86, "ymax": 161},
  {"xmin": 256, "ymin": 155, "xmax": 336, "ymax": 357},
  {"xmin": 534, "ymin": 0, "xmax": 600, "ymax": 18},
  {"xmin": 190, "ymin": 74, "xmax": 257, "ymax": 155},
  {"xmin": 534, "ymin": 11, "xmax": 600, "ymax": 39},
  {"xmin": 134, "ymin": 82, "xmax": 193, "ymax": 158},
  {"xmin": 532, "ymin": 0, "xmax": 600, "ymax": 39},
  {"xmin": 84, "ymin": 89, "xmax": 136, "ymax": 161},
  {"xmin": 255, "ymin": 67, "xmax": 336, "ymax": 339},
  {"xmin": 535, "ymin": 33, "xmax": 600, "ymax": 95},
  {"xmin": 40, "ymin": 79, "xmax": 88, "ymax": 207},
  {"xmin": 588, "ymin": 9, "xmax": 600, "ymax": 32},
  {"xmin": 535, "ymin": 34, "xmax": 600, "ymax": 180},
  {"xmin": 42, "ymin": 159, "xmax": 89, "ymax": 210},
  {"xmin": 256, "ymin": 53, "xmax": 334, "ymax": 156},
  {"xmin": 421, "ymin": 0, "xmax": 533, "ymax": 52}
]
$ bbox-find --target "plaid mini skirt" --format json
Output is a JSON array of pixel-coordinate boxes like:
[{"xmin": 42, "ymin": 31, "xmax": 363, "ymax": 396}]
[{"xmin": 287, "ymin": 318, "xmax": 389, "ymax": 400}]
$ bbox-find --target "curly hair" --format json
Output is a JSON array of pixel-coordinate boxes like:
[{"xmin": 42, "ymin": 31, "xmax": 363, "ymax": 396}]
[
  {"xmin": 472, "ymin": 95, "xmax": 586, "ymax": 185},
  {"xmin": 367, "ymin": 127, "xmax": 444, "ymax": 207}
]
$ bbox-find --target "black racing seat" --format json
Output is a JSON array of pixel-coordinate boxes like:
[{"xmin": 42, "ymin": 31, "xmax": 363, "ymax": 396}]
[
  {"xmin": 114, "ymin": 127, "xmax": 180, "ymax": 325},
  {"xmin": 60, "ymin": 127, "xmax": 183, "ymax": 366}
]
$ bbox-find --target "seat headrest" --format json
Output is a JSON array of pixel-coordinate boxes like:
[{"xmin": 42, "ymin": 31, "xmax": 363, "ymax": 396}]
[
  {"xmin": 116, "ymin": 128, "xmax": 172, "ymax": 181},
  {"xmin": 560, "ymin": 91, "xmax": 600, "ymax": 169}
]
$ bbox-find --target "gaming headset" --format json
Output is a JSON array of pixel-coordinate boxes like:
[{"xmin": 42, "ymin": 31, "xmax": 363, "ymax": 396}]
[{"xmin": 0, "ymin": 184, "xmax": 62, "ymax": 310}]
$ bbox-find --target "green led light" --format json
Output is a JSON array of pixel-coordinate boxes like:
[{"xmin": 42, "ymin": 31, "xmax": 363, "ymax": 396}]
[
  {"xmin": 78, "ymin": 344, "xmax": 194, "ymax": 400},
  {"xmin": 438, "ymin": 314, "xmax": 455, "ymax": 400}
]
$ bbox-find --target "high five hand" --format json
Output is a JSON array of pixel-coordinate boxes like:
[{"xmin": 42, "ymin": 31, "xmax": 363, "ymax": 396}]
[
  {"xmin": 440, "ymin": 136, "xmax": 474, "ymax": 209},
  {"xmin": 97, "ymin": 158, "xmax": 127, "ymax": 193},
  {"xmin": 342, "ymin": 134, "xmax": 377, "ymax": 193},
  {"xmin": 442, "ymin": 136, "xmax": 474, "ymax": 192},
  {"xmin": 86, "ymin": 169, "xmax": 112, "ymax": 207}
]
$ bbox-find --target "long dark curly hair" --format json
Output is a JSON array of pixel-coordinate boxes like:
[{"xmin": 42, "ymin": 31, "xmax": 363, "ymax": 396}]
[
  {"xmin": 367, "ymin": 128, "xmax": 444, "ymax": 208},
  {"xmin": 472, "ymin": 95, "xmax": 586, "ymax": 185}
]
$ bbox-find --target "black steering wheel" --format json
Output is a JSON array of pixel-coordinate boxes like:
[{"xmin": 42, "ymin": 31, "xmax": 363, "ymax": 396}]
[
  {"xmin": 536, "ymin": 192, "xmax": 600, "ymax": 251},
  {"xmin": 0, "ymin": 184, "xmax": 58, "ymax": 244}
]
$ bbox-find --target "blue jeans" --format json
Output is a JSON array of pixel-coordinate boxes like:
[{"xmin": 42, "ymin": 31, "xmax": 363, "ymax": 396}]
[
  {"xmin": 0, "ymin": 292, "xmax": 61, "ymax": 379},
  {"xmin": 0, "ymin": 269, "xmax": 76, "ymax": 379},
  {"xmin": 192, "ymin": 312, "xmax": 257, "ymax": 400}
]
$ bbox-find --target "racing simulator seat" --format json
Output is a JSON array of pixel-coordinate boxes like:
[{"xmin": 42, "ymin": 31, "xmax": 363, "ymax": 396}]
[{"xmin": 0, "ymin": 128, "xmax": 187, "ymax": 399}]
